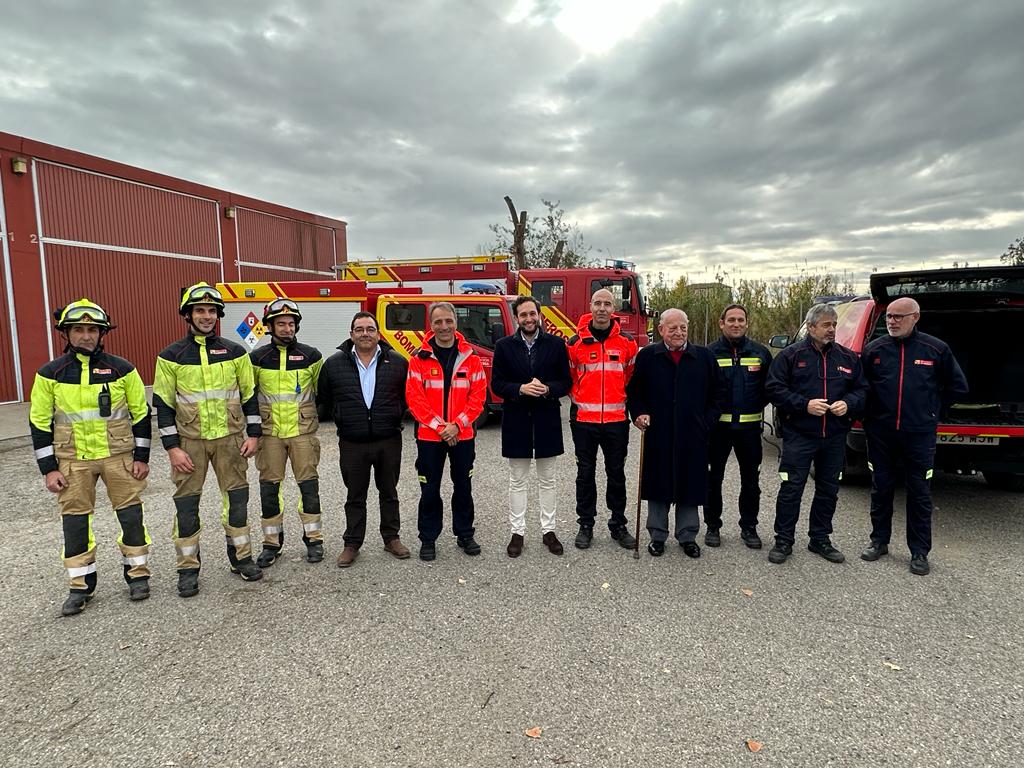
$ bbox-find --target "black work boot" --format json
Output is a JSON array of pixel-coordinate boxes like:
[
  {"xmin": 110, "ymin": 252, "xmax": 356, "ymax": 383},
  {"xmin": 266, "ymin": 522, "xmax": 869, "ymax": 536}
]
[
  {"xmin": 910, "ymin": 554, "xmax": 930, "ymax": 576},
  {"xmin": 808, "ymin": 539, "xmax": 845, "ymax": 563},
  {"xmin": 61, "ymin": 592, "xmax": 93, "ymax": 616},
  {"xmin": 128, "ymin": 579, "xmax": 151, "ymax": 602},
  {"xmin": 574, "ymin": 525, "xmax": 594, "ymax": 549},
  {"xmin": 419, "ymin": 541, "xmax": 437, "ymax": 561},
  {"xmin": 231, "ymin": 559, "xmax": 264, "ymax": 581},
  {"xmin": 456, "ymin": 536, "xmax": 481, "ymax": 556},
  {"xmin": 177, "ymin": 570, "xmax": 200, "ymax": 598},
  {"xmin": 740, "ymin": 528, "xmax": 763, "ymax": 549},
  {"xmin": 306, "ymin": 541, "xmax": 324, "ymax": 563},
  {"xmin": 768, "ymin": 540, "xmax": 792, "ymax": 564},
  {"xmin": 256, "ymin": 547, "xmax": 280, "ymax": 568},
  {"xmin": 860, "ymin": 541, "xmax": 888, "ymax": 561},
  {"xmin": 610, "ymin": 527, "xmax": 637, "ymax": 549},
  {"xmin": 704, "ymin": 529, "xmax": 722, "ymax": 547}
]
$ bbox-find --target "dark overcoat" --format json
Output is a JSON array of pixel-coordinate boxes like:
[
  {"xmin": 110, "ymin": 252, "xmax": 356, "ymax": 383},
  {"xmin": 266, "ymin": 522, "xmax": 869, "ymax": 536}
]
[
  {"xmin": 490, "ymin": 329, "xmax": 572, "ymax": 459},
  {"xmin": 626, "ymin": 342, "xmax": 723, "ymax": 505}
]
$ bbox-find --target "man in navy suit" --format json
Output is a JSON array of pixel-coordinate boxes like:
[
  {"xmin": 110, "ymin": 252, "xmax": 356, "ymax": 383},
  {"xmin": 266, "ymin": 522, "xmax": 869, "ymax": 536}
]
[{"xmin": 490, "ymin": 296, "xmax": 573, "ymax": 558}]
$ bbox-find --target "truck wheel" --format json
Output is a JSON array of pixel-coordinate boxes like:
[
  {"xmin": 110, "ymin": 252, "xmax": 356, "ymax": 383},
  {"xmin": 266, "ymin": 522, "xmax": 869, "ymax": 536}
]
[{"xmin": 983, "ymin": 471, "xmax": 1024, "ymax": 492}]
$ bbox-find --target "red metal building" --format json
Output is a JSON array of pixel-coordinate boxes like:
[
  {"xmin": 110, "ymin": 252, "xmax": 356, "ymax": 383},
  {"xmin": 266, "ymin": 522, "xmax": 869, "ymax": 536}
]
[{"xmin": 0, "ymin": 131, "xmax": 347, "ymax": 402}]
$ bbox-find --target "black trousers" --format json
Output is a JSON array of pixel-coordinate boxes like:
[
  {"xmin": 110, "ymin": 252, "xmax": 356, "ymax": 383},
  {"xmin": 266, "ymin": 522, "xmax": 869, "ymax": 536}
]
[
  {"xmin": 570, "ymin": 420, "xmax": 629, "ymax": 530},
  {"xmin": 866, "ymin": 426, "xmax": 937, "ymax": 556},
  {"xmin": 773, "ymin": 431, "xmax": 846, "ymax": 545},
  {"xmin": 339, "ymin": 434, "xmax": 403, "ymax": 548},
  {"xmin": 705, "ymin": 426, "xmax": 763, "ymax": 532},
  {"xmin": 415, "ymin": 438, "xmax": 475, "ymax": 542}
]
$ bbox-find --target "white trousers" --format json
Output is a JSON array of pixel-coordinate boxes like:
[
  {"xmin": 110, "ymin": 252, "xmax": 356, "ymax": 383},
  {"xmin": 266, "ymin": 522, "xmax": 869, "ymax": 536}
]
[{"xmin": 508, "ymin": 457, "xmax": 557, "ymax": 535}]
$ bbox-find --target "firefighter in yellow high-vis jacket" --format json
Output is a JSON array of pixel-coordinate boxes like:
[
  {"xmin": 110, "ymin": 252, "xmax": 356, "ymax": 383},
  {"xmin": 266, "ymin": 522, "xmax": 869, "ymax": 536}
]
[
  {"xmin": 29, "ymin": 299, "xmax": 153, "ymax": 617},
  {"xmin": 152, "ymin": 283, "xmax": 263, "ymax": 598},
  {"xmin": 250, "ymin": 299, "xmax": 325, "ymax": 567}
]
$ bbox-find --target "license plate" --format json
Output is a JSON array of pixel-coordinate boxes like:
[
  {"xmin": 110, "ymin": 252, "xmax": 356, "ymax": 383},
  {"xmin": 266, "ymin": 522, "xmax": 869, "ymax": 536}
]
[{"xmin": 937, "ymin": 434, "xmax": 1000, "ymax": 445}]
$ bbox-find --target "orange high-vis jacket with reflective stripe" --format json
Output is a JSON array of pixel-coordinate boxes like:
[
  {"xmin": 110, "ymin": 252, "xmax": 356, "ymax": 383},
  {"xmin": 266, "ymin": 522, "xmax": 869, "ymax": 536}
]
[
  {"xmin": 406, "ymin": 331, "xmax": 487, "ymax": 441},
  {"xmin": 567, "ymin": 314, "xmax": 638, "ymax": 424}
]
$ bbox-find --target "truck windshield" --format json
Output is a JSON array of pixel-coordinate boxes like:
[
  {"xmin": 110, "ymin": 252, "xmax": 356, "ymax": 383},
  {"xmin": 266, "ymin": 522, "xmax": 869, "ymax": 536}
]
[
  {"xmin": 634, "ymin": 274, "xmax": 647, "ymax": 315},
  {"xmin": 590, "ymin": 278, "xmax": 635, "ymax": 313}
]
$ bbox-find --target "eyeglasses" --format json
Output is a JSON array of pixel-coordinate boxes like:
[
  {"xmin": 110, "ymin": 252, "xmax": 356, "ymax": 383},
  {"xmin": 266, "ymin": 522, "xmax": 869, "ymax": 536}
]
[
  {"xmin": 352, "ymin": 326, "xmax": 379, "ymax": 335},
  {"xmin": 885, "ymin": 313, "xmax": 917, "ymax": 321}
]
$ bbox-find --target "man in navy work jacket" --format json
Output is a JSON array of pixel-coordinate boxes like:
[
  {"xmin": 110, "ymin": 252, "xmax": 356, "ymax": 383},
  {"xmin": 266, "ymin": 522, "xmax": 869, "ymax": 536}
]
[
  {"xmin": 626, "ymin": 308, "xmax": 722, "ymax": 558},
  {"xmin": 490, "ymin": 295, "xmax": 573, "ymax": 558},
  {"xmin": 860, "ymin": 297, "xmax": 967, "ymax": 576},
  {"xmin": 766, "ymin": 303, "xmax": 868, "ymax": 565},
  {"xmin": 705, "ymin": 303, "xmax": 773, "ymax": 549}
]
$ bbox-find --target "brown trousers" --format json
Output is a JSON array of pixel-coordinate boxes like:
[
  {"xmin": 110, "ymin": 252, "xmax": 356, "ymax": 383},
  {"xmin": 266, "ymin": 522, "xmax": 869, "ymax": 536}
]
[
  {"xmin": 57, "ymin": 453, "xmax": 149, "ymax": 591},
  {"xmin": 255, "ymin": 433, "xmax": 322, "ymax": 548}
]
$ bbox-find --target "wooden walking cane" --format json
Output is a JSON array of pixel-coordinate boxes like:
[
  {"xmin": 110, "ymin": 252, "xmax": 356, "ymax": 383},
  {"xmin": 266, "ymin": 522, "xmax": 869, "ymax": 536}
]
[{"xmin": 633, "ymin": 428, "xmax": 645, "ymax": 560}]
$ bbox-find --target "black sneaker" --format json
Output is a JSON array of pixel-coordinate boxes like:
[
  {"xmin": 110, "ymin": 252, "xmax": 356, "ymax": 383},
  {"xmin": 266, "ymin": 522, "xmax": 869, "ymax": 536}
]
[
  {"xmin": 61, "ymin": 592, "xmax": 92, "ymax": 616},
  {"xmin": 574, "ymin": 525, "xmax": 594, "ymax": 550},
  {"xmin": 680, "ymin": 541, "xmax": 701, "ymax": 558},
  {"xmin": 768, "ymin": 541, "xmax": 792, "ymax": 564},
  {"xmin": 177, "ymin": 570, "xmax": 200, "ymax": 598},
  {"xmin": 910, "ymin": 554, "xmax": 930, "ymax": 576},
  {"xmin": 456, "ymin": 536, "xmax": 481, "ymax": 556},
  {"xmin": 128, "ymin": 579, "xmax": 150, "ymax": 602},
  {"xmin": 647, "ymin": 541, "xmax": 665, "ymax": 557},
  {"xmin": 860, "ymin": 541, "xmax": 888, "ymax": 561},
  {"xmin": 740, "ymin": 528, "xmax": 763, "ymax": 549},
  {"xmin": 231, "ymin": 559, "xmax": 265, "ymax": 581},
  {"xmin": 704, "ymin": 529, "xmax": 722, "ymax": 547},
  {"xmin": 419, "ymin": 541, "xmax": 436, "ymax": 561},
  {"xmin": 808, "ymin": 539, "xmax": 845, "ymax": 563},
  {"xmin": 306, "ymin": 541, "xmax": 324, "ymax": 563},
  {"xmin": 610, "ymin": 527, "xmax": 637, "ymax": 549},
  {"xmin": 256, "ymin": 547, "xmax": 280, "ymax": 568}
]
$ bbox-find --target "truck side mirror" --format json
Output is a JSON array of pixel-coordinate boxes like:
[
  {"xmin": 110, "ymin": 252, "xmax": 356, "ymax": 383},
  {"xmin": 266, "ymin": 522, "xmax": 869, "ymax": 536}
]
[
  {"xmin": 491, "ymin": 322, "xmax": 508, "ymax": 343},
  {"xmin": 769, "ymin": 334, "xmax": 790, "ymax": 349},
  {"xmin": 620, "ymin": 300, "xmax": 634, "ymax": 314}
]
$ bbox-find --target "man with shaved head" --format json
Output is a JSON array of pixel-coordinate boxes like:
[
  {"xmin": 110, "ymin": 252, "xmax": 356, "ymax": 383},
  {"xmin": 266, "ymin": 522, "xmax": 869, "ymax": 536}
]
[
  {"xmin": 861, "ymin": 297, "xmax": 967, "ymax": 575},
  {"xmin": 566, "ymin": 288, "xmax": 639, "ymax": 550}
]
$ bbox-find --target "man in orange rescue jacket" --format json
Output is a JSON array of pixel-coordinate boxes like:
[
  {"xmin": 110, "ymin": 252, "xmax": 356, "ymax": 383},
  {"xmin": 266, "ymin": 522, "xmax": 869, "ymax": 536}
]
[
  {"xmin": 567, "ymin": 288, "xmax": 639, "ymax": 550},
  {"xmin": 405, "ymin": 301, "xmax": 487, "ymax": 561}
]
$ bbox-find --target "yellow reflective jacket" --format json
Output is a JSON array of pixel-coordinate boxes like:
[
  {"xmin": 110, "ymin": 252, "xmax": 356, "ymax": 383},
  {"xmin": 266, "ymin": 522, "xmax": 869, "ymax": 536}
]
[
  {"xmin": 29, "ymin": 350, "xmax": 151, "ymax": 474},
  {"xmin": 152, "ymin": 333, "xmax": 261, "ymax": 448},
  {"xmin": 250, "ymin": 341, "xmax": 323, "ymax": 439}
]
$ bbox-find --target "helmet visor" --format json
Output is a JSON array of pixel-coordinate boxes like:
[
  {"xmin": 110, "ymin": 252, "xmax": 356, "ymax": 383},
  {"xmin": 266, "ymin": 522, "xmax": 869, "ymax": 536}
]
[
  {"xmin": 183, "ymin": 285, "xmax": 224, "ymax": 306},
  {"xmin": 61, "ymin": 304, "xmax": 110, "ymax": 327},
  {"xmin": 266, "ymin": 298, "xmax": 300, "ymax": 315}
]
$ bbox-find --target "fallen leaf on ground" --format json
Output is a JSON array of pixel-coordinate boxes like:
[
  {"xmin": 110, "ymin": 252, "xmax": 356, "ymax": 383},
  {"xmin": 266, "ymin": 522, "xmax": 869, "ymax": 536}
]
[
  {"xmin": 458, "ymin": 578, "xmax": 466, "ymax": 584},
  {"xmin": 746, "ymin": 740, "xmax": 763, "ymax": 753},
  {"xmin": 118, "ymin": 642, "xmax": 131, "ymax": 650},
  {"xmin": 601, "ymin": 582, "xmax": 610, "ymax": 590},
  {"xmin": 525, "ymin": 727, "xmax": 543, "ymax": 739},
  {"xmin": 741, "ymin": 588, "xmax": 754, "ymax": 597},
  {"xmin": 883, "ymin": 661, "xmax": 902, "ymax": 671}
]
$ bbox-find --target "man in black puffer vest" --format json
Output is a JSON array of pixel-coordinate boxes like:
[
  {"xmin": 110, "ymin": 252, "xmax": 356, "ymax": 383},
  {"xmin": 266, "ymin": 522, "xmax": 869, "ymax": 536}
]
[{"xmin": 317, "ymin": 312, "xmax": 410, "ymax": 568}]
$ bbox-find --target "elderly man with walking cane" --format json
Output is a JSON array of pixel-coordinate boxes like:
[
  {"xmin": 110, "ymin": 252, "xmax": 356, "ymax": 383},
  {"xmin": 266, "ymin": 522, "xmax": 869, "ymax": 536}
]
[{"xmin": 626, "ymin": 308, "xmax": 722, "ymax": 557}]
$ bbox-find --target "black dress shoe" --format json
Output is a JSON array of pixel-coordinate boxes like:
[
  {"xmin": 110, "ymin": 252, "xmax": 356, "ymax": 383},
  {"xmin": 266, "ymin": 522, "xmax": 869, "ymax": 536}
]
[
  {"xmin": 740, "ymin": 528, "xmax": 763, "ymax": 549},
  {"xmin": 860, "ymin": 541, "xmax": 888, "ymax": 561},
  {"xmin": 681, "ymin": 541, "xmax": 701, "ymax": 558},
  {"xmin": 128, "ymin": 579, "xmax": 150, "ymax": 602},
  {"xmin": 768, "ymin": 541, "xmax": 792, "ymax": 564},
  {"xmin": 177, "ymin": 570, "xmax": 200, "ymax": 598},
  {"xmin": 457, "ymin": 536, "xmax": 481, "ymax": 556},
  {"xmin": 704, "ymin": 529, "xmax": 721, "ymax": 547},
  {"xmin": 542, "ymin": 532, "xmax": 564, "ymax": 555},
  {"xmin": 808, "ymin": 539, "xmax": 845, "ymax": 563},
  {"xmin": 574, "ymin": 525, "xmax": 593, "ymax": 550},
  {"xmin": 419, "ymin": 541, "xmax": 436, "ymax": 561},
  {"xmin": 610, "ymin": 527, "xmax": 636, "ymax": 549},
  {"xmin": 61, "ymin": 592, "xmax": 93, "ymax": 616},
  {"xmin": 507, "ymin": 534, "xmax": 524, "ymax": 558},
  {"xmin": 910, "ymin": 554, "xmax": 930, "ymax": 575},
  {"xmin": 306, "ymin": 541, "xmax": 324, "ymax": 563},
  {"xmin": 231, "ymin": 559, "xmax": 265, "ymax": 581},
  {"xmin": 256, "ymin": 547, "xmax": 280, "ymax": 568},
  {"xmin": 647, "ymin": 541, "xmax": 665, "ymax": 557}
]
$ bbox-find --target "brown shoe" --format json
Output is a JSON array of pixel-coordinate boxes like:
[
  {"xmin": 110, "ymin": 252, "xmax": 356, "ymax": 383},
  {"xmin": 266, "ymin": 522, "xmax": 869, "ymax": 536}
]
[
  {"xmin": 336, "ymin": 546, "xmax": 359, "ymax": 568},
  {"xmin": 384, "ymin": 538, "xmax": 411, "ymax": 559},
  {"xmin": 507, "ymin": 533, "xmax": 524, "ymax": 558},
  {"xmin": 543, "ymin": 531, "xmax": 564, "ymax": 555}
]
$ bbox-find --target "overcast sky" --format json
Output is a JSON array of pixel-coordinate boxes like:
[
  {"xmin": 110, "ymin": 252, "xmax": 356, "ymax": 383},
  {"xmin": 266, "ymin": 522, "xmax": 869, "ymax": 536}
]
[{"xmin": 2, "ymin": 0, "xmax": 1022, "ymax": 287}]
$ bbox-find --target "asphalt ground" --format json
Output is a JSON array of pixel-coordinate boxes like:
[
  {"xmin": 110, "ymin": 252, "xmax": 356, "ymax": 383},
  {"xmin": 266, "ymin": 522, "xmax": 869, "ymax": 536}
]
[{"xmin": 1, "ymin": 414, "xmax": 1021, "ymax": 768}]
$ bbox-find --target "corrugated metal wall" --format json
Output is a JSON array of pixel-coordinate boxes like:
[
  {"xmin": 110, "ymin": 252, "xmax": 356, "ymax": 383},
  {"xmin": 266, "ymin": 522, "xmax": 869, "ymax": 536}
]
[
  {"xmin": 44, "ymin": 245, "xmax": 220, "ymax": 381},
  {"xmin": 0, "ymin": 176, "xmax": 18, "ymax": 402},
  {"xmin": 37, "ymin": 162, "xmax": 220, "ymax": 257},
  {"xmin": 237, "ymin": 207, "xmax": 335, "ymax": 275}
]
